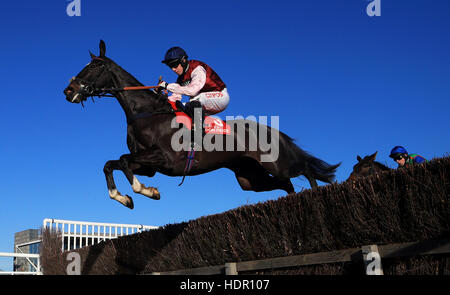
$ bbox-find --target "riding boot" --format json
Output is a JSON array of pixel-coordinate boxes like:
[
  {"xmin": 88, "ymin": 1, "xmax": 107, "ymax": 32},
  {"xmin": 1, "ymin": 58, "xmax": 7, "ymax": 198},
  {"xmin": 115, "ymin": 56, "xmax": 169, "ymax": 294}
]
[
  {"xmin": 175, "ymin": 100, "xmax": 185, "ymax": 112},
  {"xmin": 184, "ymin": 100, "xmax": 204, "ymax": 134}
]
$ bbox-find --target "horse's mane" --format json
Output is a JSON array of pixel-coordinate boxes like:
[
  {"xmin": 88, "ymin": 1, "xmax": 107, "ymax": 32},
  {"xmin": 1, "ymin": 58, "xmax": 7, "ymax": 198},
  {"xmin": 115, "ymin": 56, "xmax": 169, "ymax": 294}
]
[
  {"xmin": 105, "ymin": 57, "xmax": 173, "ymax": 113},
  {"xmin": 373, "ymin": 161, "xmax": 390, "ymax": 171}
]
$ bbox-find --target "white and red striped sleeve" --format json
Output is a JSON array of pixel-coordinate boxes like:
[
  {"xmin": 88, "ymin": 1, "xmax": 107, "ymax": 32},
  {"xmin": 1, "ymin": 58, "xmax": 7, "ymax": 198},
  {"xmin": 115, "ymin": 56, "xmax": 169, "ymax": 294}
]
[{"xmin": 167, "ymin": 65, "xmax": 206, "ymax": 97}]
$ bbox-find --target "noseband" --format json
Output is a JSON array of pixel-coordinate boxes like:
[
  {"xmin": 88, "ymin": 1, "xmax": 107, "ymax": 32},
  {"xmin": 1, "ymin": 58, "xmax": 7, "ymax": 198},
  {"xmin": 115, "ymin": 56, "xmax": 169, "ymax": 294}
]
[{"xmin": 70, "ymin": 57, "xmax": 115, "ymax": 100}]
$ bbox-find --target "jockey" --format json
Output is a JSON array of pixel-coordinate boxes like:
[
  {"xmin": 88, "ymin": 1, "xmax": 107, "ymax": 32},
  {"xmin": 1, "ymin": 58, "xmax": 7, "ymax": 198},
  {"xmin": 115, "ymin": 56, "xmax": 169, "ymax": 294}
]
[
  {"xmin": 158, "ymin": 47, "xmax": 229, "ymax": 118},
  {"xmin": 389, "ymin": 146, "xmax": 427, "ymax": 168}
]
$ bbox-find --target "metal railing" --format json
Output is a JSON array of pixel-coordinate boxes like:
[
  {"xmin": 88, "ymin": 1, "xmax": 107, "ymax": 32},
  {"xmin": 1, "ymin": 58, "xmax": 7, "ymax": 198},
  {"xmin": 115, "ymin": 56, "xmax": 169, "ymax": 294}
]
[
  {"xmin": 0, "ymin": 252, "xmax": 42, "ymax": 275},
  {"xmin": 1, "ymin": 218, "xmax": 158, "ymax": 275},
  {"xmin": 43, "ymin": 218, "xmax": 158, "ymax": 252}
]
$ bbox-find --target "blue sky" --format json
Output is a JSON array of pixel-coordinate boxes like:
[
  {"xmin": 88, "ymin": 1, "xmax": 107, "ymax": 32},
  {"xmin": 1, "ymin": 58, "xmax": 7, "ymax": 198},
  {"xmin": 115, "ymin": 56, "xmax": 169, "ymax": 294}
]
[{"xmin": 0, "ymin": 0, "xmax": 449, "ymax": 270}]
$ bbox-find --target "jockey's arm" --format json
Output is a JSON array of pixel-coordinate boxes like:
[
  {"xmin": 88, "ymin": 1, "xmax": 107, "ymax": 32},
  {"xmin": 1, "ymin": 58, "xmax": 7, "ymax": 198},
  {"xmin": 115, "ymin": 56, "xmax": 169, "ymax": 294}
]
[{"xmin": 167, "ymin": 66, "xmax": 207, "ymax": 98}]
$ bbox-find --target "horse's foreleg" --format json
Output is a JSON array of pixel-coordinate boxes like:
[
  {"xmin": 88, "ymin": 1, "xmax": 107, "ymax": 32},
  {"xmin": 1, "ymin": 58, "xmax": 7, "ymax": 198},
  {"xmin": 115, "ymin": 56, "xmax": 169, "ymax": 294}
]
[
  {"xmin": 119, "ymin": 155, "xmax": 160, "ymax": 200},
  {"xmin": 103, "ymin": 160, "xmax": 134, "ymax": 209}
]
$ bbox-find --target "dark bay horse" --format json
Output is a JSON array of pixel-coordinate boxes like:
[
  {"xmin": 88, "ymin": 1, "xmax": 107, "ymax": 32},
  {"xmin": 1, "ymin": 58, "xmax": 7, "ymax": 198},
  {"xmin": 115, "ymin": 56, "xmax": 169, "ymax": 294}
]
[
  {"xmin": 63, "ymin": 40, "xmax": 340, "ymax": 209},
  {"xmin": 348, "ymin": 152, "xmax": 390, "ymax": 181}
]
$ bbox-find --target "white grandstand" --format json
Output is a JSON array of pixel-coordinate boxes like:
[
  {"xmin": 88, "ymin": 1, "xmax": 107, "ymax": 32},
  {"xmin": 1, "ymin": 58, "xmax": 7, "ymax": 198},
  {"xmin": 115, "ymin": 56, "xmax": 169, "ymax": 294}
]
[{"xmin": 0, "ymin": 218, "xmax": 158, "ymax": 275}]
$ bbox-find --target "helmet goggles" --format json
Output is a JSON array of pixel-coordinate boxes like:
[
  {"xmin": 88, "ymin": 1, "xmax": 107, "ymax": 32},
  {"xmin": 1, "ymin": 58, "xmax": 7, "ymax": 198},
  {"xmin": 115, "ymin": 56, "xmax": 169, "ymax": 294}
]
[
  {"xmin": 165, "ymin": 58, "xmax": 181, "ymax": 69},
  {"xmin": 390, "ymin": 153, "xmax": 404, "ymax": 161}
]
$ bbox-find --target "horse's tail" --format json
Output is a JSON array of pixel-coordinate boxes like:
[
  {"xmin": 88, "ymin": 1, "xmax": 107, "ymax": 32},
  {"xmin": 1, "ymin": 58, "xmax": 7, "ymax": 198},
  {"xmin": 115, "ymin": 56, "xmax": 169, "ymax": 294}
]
[{"xmin": 280, "ymin": 133, "xmax": 341, "ymax": 183}]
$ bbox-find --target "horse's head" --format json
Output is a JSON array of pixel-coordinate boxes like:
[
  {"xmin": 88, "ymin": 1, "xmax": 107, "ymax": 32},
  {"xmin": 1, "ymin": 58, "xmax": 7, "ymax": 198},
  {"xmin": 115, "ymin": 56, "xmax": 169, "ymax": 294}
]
[
  {"xmin": 64, "ymin": 40, "xmax": 113, "ymax": 104},
  {"xmin": 348, "ymin": 151, "xmax": 379, "ymax": 181}
]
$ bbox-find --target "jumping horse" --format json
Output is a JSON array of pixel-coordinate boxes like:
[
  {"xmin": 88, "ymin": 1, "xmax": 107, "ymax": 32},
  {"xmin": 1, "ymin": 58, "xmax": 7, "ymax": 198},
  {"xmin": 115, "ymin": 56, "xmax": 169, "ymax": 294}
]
[{"xmin": 63, "ymin": 40, "xmax": 340, "ymax": 209}]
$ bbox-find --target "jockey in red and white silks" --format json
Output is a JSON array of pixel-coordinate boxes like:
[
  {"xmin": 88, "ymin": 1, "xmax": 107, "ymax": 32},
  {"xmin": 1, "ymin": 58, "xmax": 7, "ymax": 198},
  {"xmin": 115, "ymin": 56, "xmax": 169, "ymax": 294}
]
[{"xmin": 159, "ymin": 47, "xmax": 230, "ymax": 116}]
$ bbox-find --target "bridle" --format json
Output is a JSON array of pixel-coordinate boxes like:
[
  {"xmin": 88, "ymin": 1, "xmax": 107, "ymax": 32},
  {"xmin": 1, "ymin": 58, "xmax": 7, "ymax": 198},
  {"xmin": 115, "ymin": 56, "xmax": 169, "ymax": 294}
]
[
  {"xmin": 70, "ymin": 57, "xmax": 163, "ymax": 106},
  {"xmin": 68, "ymin": 57, "xmax": 176, "ymax": 123},
  {"xmin": 70, "ymin": 57, "xmax": 115, "ymax": 103}
]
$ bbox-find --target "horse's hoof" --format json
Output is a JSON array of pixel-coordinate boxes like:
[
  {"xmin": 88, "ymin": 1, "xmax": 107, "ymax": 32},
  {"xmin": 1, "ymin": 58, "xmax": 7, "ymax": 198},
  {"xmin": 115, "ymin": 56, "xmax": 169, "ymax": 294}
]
[
  {"xmin": 109, "ymin": 189, "xmax": 134, "ymax": 209},
  {"xmin": 151, "ymin": 188, "xmax": 160, "ymax": 200},
  {"xmin": 125, "ymin": 194, "xmax": 134, "ymax": 209}
]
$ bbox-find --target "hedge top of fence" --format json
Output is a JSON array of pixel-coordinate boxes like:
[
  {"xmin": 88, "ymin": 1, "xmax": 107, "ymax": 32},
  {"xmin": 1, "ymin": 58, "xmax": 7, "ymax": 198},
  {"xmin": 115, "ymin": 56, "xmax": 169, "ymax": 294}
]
[{"xmin": 41, "ymin": 156, "xmax": 450, "ymax": 275}]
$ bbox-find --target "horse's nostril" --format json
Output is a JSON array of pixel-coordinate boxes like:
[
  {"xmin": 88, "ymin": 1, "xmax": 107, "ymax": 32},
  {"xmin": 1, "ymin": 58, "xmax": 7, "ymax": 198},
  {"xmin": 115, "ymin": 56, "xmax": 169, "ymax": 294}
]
[{"xmin": 64, "ymin": 87, "xmax": 74, "ymax": 96}]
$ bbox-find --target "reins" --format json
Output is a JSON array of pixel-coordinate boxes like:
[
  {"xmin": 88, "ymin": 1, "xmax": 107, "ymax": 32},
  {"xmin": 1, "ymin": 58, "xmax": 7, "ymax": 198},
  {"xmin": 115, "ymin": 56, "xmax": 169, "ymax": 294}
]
[
  {"xmin": 106, "ymin": 85, "xmax": 160, "ymax": 92},
  {"xmin": 77, "ymin": 84, "xmax": 169, "ymax": 108},
  {"xmin": 81, "ymin": 85, "xmax": 162, "ymax": 99},
  {"xmin": 103, "ymin": 75, "xmax": 168, "ymax": 94}
]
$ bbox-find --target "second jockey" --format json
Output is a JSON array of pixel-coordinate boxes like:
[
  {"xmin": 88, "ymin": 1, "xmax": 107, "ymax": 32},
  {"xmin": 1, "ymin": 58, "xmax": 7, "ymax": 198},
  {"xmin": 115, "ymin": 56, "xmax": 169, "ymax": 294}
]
[
  {"xmin": 389, "ymin": 146, "xmax": 427, "ymax": 168},
  {"xmin": 159, "ymin": 47, "xmax": 230, "ymax": 117}
]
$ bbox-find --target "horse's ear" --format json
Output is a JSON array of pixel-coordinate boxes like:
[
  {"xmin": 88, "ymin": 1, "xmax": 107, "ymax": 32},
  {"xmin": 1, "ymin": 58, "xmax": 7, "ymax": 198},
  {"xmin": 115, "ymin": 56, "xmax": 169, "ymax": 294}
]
[
  {"xmin": 99, "ymin": 40, "xmax": 106, "ymax": 57},
  {"xmin": 357, "ymin": 155, "xmax": 362, "ymax": 161},
  {"xmin": 369, "ymin": 151, "xmax": 378, "ymax": 161},
  {"xmin": 89, "ymin": 50, "xmax": 96, "ymax": 60}
]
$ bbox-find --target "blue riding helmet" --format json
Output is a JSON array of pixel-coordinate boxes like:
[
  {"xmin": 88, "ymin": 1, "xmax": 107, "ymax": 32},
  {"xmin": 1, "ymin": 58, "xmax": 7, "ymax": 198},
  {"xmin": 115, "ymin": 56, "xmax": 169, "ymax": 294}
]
[
  {"xmin": 389, "ymin": 146, "xmax": 408, "ymax": 158},
  {"xmin": 162, "ymin": 47, "xmax": 188, "ymax": 64}
]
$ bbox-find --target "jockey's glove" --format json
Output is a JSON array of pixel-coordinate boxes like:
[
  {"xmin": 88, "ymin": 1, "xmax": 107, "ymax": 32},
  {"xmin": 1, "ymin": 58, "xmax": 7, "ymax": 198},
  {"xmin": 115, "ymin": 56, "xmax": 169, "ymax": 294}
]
[{"xmin": 158, "ymin": 81, "xmax": 168, "ymax": 89}]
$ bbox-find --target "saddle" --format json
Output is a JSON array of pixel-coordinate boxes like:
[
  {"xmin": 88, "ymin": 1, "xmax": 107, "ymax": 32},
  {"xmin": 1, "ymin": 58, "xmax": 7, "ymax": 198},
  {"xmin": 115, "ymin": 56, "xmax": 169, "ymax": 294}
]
[{"xmin": 168, "ymin": 100, "xmax": 230, "ymax": 135}]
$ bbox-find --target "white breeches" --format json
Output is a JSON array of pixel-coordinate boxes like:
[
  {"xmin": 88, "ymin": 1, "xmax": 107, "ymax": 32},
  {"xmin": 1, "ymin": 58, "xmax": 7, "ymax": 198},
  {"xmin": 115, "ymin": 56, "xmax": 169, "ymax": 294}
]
[{"xmin": 190, "ymin": 88, "xmax": 230, "ymax": 115}]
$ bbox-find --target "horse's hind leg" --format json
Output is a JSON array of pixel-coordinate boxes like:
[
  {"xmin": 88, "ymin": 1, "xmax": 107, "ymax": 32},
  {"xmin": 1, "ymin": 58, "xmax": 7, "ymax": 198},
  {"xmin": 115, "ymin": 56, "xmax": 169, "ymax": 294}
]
[
  {"xmin": 281, "ymin": 178, "xmax": 295, "ymax": 193},
  {"xmin": 235, "ymin": 171, "xmax": 294, "ymax": 193},
  {"xmin": 103, "ymin": 160, "xmax": 134, "ymax": 209},
  {"xmin": 232, "ymin": 158, "xmax": 295, "ymax": 193},
  {"xmin": 305, "ymin": 172, "xmax": 318, "ymax": 189}
]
